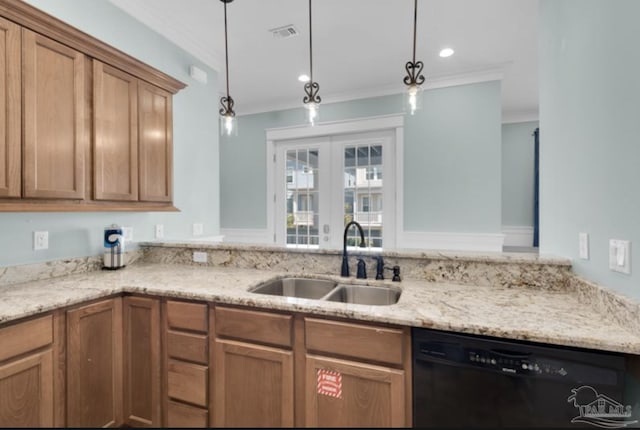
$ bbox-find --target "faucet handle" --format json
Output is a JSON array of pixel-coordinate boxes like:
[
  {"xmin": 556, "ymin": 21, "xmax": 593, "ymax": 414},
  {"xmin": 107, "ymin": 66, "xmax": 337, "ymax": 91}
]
[
  {"xmin": 356, "ymin": 258, "xmax": 367, "ymax": 279},
  {"xmin": 385, "ymin": 265, "xmax": 401, "ymax": 282},
  {"xmin": 373, "ymin": 256, "xmax": 385, "ymax": 280}
]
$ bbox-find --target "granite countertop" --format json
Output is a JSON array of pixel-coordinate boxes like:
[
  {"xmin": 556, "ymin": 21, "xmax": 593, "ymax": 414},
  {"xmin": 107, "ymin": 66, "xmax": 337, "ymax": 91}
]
[{"xmin": 1, "ymin": 262, "xmax": 638, "ymax": 355}]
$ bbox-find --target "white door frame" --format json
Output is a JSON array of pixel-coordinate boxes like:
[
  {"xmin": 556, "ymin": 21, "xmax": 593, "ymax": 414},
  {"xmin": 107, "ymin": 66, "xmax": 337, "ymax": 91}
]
[{"xmin": 266, "ymin": 114, "xmax": 404, "ymax": 248}]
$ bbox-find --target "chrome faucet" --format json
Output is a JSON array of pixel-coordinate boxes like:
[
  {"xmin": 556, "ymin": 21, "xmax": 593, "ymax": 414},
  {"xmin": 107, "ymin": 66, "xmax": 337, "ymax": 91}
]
[{"xmin": 341, "ymin": 221, "xmax": 366, "ymax": 277}]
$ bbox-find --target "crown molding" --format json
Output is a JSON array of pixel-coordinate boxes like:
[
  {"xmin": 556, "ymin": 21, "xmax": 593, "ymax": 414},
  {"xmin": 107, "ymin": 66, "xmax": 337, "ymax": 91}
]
[
  {"xmin": 109, "ymin": 0, "xmax": 222, "ymax": 71},
  {"xmin": 502, "ymin": 109, "xmax": 539, "ymax": 124},
  {"xmin": 236, "ymin": 66, "xmax": 505, "ymax": 116}
]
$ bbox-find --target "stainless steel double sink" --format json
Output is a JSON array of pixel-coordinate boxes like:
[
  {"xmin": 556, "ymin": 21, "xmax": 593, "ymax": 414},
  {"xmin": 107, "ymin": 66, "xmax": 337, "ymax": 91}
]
[{"xmin": 247, "ymin": 277, "xmax": 401, "ymax": 306}]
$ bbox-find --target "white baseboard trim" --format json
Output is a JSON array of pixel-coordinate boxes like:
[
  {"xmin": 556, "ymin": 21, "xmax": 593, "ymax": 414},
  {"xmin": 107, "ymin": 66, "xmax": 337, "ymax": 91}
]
[
  {"xmin": 220, "ymin": 228, "xmax": 272, "ymax": 244},
  {"xmin": 397, "ymin": 231, "xmax": 505, "ymax": 252},
  {"xmin": 502, "ymin": 225, "xmax": 534, "ymax": 247}
]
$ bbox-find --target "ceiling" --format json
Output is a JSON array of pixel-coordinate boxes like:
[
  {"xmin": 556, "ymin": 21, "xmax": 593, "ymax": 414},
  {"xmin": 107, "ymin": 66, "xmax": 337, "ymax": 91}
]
[{"xmin": 109, "ymin": 0, "xmax": 538, "ymax": 120}]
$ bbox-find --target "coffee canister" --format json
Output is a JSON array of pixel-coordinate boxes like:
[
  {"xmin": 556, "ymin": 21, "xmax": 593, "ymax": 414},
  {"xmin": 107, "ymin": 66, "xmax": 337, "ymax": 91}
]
[{"xmin": 103, "ymin": 224, "xmax": 125, "ymax": 270}]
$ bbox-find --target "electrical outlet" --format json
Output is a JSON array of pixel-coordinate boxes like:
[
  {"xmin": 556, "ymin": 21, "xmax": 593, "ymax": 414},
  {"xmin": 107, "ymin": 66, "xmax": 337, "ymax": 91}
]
[
  {"xmin": 609, "ymin": 239, "xmax": 631, "ymax": 274},
  {"xmin": 579, "ymin": 233, "xmax": 589, "ymax": 260},
  {"xmin": 193, "ymin": 223, "xmax": 204, "ymax": 236},
  {"xmin": 155, "ymin": 224, "xmax": 164, "ymax": 239},
  {"xmin": 193, "ymin": 251, "xmax": 208, "ymax": 263},
  {"xmin": 34, "ymin": 231, "xmax": 48, "ymax": 250},
  {"xmin": 122, "ymin": 227, "xmax": 134, "ymax": 243}
]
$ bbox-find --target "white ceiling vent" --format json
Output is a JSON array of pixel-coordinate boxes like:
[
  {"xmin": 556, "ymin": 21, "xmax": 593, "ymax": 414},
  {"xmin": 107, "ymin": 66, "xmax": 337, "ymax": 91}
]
[{"xmin": 269, "ymin": 25, "xmax": 299, "ymax": 39}]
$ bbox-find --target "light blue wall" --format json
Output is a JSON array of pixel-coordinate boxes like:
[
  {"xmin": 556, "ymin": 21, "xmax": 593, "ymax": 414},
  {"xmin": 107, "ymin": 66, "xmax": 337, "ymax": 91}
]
[
  {"xmin": 540, "ymin": 0, "xmax": 640, "ymax": 299},
  {"xmin": 221, "ymin": 81, "xmax": 502, "ymax": 234},
  {"xmin": 0, "ymin": 0, "xmax": 219, "ymax": 267},
  {"xmin": 502, "ymin": 121, "xmax": 538, "ymax": 227}
]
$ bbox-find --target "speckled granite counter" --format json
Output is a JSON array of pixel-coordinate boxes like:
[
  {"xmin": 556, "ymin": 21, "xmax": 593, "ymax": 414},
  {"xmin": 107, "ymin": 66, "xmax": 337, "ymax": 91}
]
[{"xmin": 1, "ymin": 261, "xmax": 639, "ymax": 355}]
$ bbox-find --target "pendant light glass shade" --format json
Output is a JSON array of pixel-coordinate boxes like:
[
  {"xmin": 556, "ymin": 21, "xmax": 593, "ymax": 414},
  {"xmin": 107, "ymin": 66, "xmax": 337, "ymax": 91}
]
[
  {"xmin": 219, "ymin": 0, "xmax": 237, "ymax": 136},
  {"xmin": 220, "ymin": 113, "xmax": 237, "ymax": 137},
  {"xmin": 403, "ymin": 0, "xmax": 425, "ymax": 115},
  {"xmin": 403, "ymin": 83, "xmax": 423, "ymax": 116},
  {"xmin": 303, "ymin": 0, "xmax": 321, "ymax": 126}
]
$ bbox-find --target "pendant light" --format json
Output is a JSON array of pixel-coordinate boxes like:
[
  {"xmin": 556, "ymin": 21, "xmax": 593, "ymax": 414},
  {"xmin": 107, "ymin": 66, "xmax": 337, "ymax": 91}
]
[
  {"xmin": 403, "ymin": 0, "xmax": 425, "ymax": 115},
  {"xmin": 303, "ymin": 0, "xmax": 321, "ymax": 125},
  {"xmin": 219, "ymin": 0, "xmax": 237, "ymax": 136}
]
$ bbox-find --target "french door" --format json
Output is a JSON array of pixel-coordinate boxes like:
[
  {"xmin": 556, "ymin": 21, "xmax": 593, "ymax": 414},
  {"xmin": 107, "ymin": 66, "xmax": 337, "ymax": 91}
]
[{"xmin": 274, "ymin": 130, "xmax": 395, "ymax": 250}]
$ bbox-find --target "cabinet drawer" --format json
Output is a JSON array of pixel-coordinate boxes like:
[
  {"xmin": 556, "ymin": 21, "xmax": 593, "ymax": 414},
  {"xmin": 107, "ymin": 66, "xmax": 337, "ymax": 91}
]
[
  {"xmin": 167, "ymin": 331, "xmax": 208, "ymax": 365},
  {"xmin": 166, "ymin": 301, "xmax": 208, "ymax": 333},
  {"xmin": 215, "ymin": 306, "xmax": 292, "ymax": 348},
  {"xmin": 305, "ymin": 318, "xmax": 405, "ymax": 366},
  {"xmin": 167, "ymin": 401, "xmax": 208, "ymax": 428},
  {"xmin": 167, "ymin": 360, "xmax": 207, "ymax": 407},
  {"xmin": 0, "ymin": 315, "xmax": 53, "ymax": 362}
]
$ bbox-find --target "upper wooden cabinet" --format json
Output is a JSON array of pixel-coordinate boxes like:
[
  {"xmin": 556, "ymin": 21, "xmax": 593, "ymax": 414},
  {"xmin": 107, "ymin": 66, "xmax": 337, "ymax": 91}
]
[
  {"xmin": 94, "ymin": 61, "xmax": 138, "ymax": 202},
  {"xmin": 0, "ymin": 1, "xmax": 185, "ymax": 211},
  {"xmin": 0, "ymin": 16, "xmax": 21, "ymax": 198},
  {"xmin": 139, "ymin": 82, "xmax": 172, "ymax": 203},
  {"xmin": 23, "ymin": 29, "xmax": 86, "ymax": 200}
]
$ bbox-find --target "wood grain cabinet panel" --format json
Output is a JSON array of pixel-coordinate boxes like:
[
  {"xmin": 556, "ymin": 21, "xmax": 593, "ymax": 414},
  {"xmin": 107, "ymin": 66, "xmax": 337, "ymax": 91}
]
[
  {"xmin": 138, "ymin": 82, "xmax": 172, "ymax": 202},
  {"xmin": 213, "ymin": 338, "xmax": 294, "ymax": 428},
  {"xmin": 167, "ymin": 401, "xmax": 208, "ymax": 428},
  {"xmin": 93, "ymin": 61, "xmax": 138, "ymax": 201},
  {"xmin": 67, "ymin": 298, "xmax": 123, "ymax": 428},
  {"xmin": 0, "ymin": 16, "xmax": 20, "ymax": 198},
  {"xmin": 0, "ymin": 350, "xmax": 53, "ymax": 427},
  {"xmin": 305, "ymin": 354, "xmax": 406, "ymax": 428},
  {"xmin": 123, "ymin": 296, "xmax": 160, "ymax": 427},
  {"xmin": 22, "ymin": 29, "xmax": 86, "ymax": 200}
]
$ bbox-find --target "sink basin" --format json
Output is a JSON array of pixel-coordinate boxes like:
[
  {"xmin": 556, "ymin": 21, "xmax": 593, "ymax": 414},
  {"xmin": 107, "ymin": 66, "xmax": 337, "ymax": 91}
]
[
  {"xmin": 249, "ymin": 277, "xmax": 337, "ymax": 299},
  {"xmin": 324, "ymin": 284, "xmax": 402, "ymax": 306}
]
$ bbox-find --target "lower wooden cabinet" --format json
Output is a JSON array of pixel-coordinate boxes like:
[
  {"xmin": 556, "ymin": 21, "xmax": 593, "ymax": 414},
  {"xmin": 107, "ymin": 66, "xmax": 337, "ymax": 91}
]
[
  {"xmin": 305, "ymin": 354, "xmax": 406, "ymax": 428},
  {"xmin": 0, "ymin": 350, "xmax": 54, "ymax": 427},
  {"xmin": 0, "ymin": 297, "xmax": 411, "ymax": 428},
  {"xmin": 67, "ymin": 297, "xmax": 123, "ymax": 428},
  {"xmin": 123, "ymin": 296, "xmax": 161, "ymax": 427},
  {"xmin": 0, "ymin": 314, "xmax": 55, "ymax": 428},
  {"xmin": 212, "ymin": 338, "xmax": 294, "ymax": 427},
  {"xmin": 162, "ymin": 299, "xmax": 210, "ymax": 427}
]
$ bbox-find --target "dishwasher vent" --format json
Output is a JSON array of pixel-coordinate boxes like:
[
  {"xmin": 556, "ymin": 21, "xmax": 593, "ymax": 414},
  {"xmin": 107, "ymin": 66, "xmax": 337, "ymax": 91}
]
[{"xmin": 269, "ymin": 25, "xmax": 299, "ymax": 39}]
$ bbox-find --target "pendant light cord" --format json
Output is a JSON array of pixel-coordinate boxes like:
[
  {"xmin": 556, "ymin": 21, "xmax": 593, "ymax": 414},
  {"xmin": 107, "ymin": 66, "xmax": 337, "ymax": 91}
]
[
  {"xmin": 308, "ymin": 0, "xmax": 313, "ymax": 83},
  {"xmin": 412, "ymin": 0, "xmax": 417, "ymax": 64},
  {"xmin": 224, "ymin": 1, "xmax": 230, "ymax": 99}
]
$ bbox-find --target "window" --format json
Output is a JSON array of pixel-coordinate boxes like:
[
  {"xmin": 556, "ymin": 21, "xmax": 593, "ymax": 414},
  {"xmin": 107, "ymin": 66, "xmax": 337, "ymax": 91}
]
[{"xmin": 272, "ymin": 128, "xmax": 397, "ymax": 250}]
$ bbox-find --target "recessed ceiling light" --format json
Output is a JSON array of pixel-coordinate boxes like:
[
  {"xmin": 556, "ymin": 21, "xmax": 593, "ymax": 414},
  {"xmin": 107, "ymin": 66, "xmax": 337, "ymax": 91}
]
[
  {"xmin": 439, "ymin": 48, "xmax": 455, "ymax": 58},
  {"xmin": 298, "ymin": 74, "xmax": 310, "ymax": 82}
]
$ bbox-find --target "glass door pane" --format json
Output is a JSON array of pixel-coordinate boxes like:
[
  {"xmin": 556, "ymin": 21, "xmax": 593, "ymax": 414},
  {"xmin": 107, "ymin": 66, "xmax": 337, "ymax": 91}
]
[
  {"xmin": 286, "ymin": 148, "xmax": 320, "ymax": 247},
  {"xmin": 344, "ymin": 144, "xmax": 383, "ymax": 248}
]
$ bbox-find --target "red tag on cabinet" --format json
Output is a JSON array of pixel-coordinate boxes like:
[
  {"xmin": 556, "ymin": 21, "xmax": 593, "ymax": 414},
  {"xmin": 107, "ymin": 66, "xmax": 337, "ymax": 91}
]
[{"xmin": 317, "ymin": 369, "xmax": 342, "ymax": 398}]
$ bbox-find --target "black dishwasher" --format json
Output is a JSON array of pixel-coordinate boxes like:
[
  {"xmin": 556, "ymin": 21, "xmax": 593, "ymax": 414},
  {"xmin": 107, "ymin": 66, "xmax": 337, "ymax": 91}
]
[{"xmin": 413, "ymin": 328, "xmax": 637, "ymax": 428}]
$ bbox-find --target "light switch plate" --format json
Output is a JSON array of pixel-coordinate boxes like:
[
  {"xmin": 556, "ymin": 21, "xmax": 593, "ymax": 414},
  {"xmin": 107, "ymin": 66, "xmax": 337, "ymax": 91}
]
[
  {"xmin": 609, "ymin": 239, "xmax": 631, "ymax": 274},
  {"xmin": 122, "ymin": 227, "xmax": 134, "ymax": 243},
  {"xmin": 193, "ymin": 251, "xmax": 208, "ymax": 263},
  {"xmin": 193, "ymin": 223, "xmax": 204, "ymax": 236},
  {"xmin": 33, "ymin": 231, "xmax": 48, "ymax": 250},
  {"xmin": 155, "ymin": 224, "xmax": 164, "ymax": 239},
  {"xmin": 579, "ymin": 233, "xmax": 589, "ymax": 260}
]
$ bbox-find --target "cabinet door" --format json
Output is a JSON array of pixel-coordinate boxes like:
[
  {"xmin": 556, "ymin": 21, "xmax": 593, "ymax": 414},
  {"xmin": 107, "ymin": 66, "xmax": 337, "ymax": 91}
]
[
  {"xmin": 0, "ymin": 350, "xmax": 53, "ymax": 427},
  {"xmin": 67, "ymin": 298, "xmax": 123, "ymax": 428},
  {"xmin": 305, "ymin": 354, "xmax": 406, "ymax": 428},
  {"xmin": 138, "ymin": 82, "xmax": 172, "ymax": 202},
  {"xmin": 123, "ymin": 296, "xmax": 160, "ymax": 427},
  {"xmin": 23, "ymin": 29, "xmax": 86, "ymax": 199},
  {"xmin": 94, "ymin": 61, "xmax": 138, "ymax": 201},
  {"xmin": 213, "ymin": 338, "xmax": 294, "ymax": 427},
  {"xmin": 0, "ymin": 16, "xmax": 20, "ymax": 198}
]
